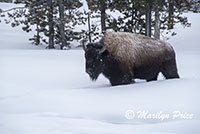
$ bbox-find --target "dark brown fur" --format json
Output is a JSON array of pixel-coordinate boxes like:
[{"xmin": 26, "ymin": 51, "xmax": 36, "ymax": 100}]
[{"xmin": 84, "ymin": 32, "xmax": 179, "ymax": 86}]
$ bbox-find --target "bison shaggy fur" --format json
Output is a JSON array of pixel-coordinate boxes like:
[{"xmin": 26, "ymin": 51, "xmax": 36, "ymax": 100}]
[{"xmin": 83, "ymin": 32, "xmax": 179, "ymax": 86}]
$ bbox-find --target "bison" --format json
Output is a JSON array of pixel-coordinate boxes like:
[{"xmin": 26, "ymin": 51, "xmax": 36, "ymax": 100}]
[{"xmin": 83, "ymin": 32, "xmax": 179, "ymax": 86}]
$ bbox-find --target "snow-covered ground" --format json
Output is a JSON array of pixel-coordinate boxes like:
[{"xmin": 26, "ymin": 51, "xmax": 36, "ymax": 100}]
[{"xmin": 0, "ymin": 3, "xmax": 200, "ymax": 134}]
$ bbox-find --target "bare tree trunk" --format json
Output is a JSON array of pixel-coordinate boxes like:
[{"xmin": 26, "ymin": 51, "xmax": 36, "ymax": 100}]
[
  {"xmin": 47, "ymin": 0, "xmax": 55, "ymax": 49},
  {"xmin": 154, "ymin": 0, "xmax": 160, "ymax": 39},
  {"xmin": 168, "ymin": 0, "xmax": 174, "ymax": 29},
  {"xmin": 154, "ymin": 11, "xmax": 160, "ymax": 39},
  {"xmin": 145, "ymin": 0, "xmax": 152, "ymax": 37},
  {"xmin": 36, "ymin": 23, "xmax": 40, "ymax": 45},
  {"xmin": 88, "ymin": 12, "xmax": 91, "ymax": 43},
  {"xmin": 100, "ymin": 0, "xmax": 106, "ymax": 33},
  {"xmin": 58, "ymin": 0, "xmax": 67, "ymax": 49}
]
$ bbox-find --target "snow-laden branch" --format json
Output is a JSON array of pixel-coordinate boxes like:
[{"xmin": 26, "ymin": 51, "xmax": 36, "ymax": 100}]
[{"xmin": 0, "ymin": 7, "xmax": 26, "ymax": 13}]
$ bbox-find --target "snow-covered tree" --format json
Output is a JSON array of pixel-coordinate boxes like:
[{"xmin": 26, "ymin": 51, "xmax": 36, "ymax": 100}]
[
  {"xmin": 1, "ymin": 0, "xmax": 84, "ymax": 49},
  {"xmin": 106, "ymin": 0, "xmax": 200, "ymax": 38}
]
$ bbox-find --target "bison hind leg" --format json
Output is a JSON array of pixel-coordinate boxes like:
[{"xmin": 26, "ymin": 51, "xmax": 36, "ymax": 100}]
[
  {"xmin": 161, "ymin": 59, "xmax": 180, "ymax": 79},
  {"xmin": 146, "ymin": 73, "xmax": 159, "ymax": 82}
]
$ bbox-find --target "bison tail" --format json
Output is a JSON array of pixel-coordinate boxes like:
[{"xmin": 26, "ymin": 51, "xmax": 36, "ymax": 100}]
[{"xmin": 161, "ymin": 59, "xmax": 180, "ymax": 79}]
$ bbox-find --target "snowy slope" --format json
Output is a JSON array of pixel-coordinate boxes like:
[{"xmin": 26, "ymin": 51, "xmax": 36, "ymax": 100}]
[{"xmin": 1, "ymin": 3, "xmax": 200, "ymax": 134}]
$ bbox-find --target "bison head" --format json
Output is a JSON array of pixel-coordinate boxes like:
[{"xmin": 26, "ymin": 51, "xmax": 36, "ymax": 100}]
[{"xmin": 83, "ymin": 42, "xmax": 107, "ymax": 81}]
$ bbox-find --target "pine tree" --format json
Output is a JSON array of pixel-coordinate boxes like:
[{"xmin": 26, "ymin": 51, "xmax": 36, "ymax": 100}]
[
  {"xmin": 24, "ymin": 0, "xmax": 47, "ymax": 45},
  {"xmin": 154, "ymin": 0, "xmax": 199, "ymax": 38},
  {"xmin": 107, "ymin": 0, "xmax": 146, "ymax": 34},
  {"xmin": 86, "ymin": 0, "xmax": 108, "ymax": 33},
  {"xmin": 55, "ymin": 0, "xmax": 84, "ymax": 49},
  {"xmin": 2, "ymin": 0, "xmax": 85, "ymax": 49},
  {"xmin": 106, "ymin": 0, "xmax": 200, "ymax": 38}
]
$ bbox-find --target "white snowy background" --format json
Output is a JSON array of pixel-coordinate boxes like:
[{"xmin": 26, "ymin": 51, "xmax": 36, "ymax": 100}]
[{"xmin": 0, "ymin": 3, "xmax": 200, "ymax": 134}]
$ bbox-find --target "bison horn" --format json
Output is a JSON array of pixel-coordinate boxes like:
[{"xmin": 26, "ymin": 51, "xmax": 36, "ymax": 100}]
[
  {"xmin": 98, "ymin": 45, "xmax": 107, "ymax": 54},
  {"xmin": 82, "ymin": 40, "xmax": 87, "ymax": 52}
]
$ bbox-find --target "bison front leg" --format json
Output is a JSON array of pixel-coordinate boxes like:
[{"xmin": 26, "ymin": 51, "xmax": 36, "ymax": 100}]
[{"xmin": 109, "ymin": 73, "xmax": 133, "ymax": 86}]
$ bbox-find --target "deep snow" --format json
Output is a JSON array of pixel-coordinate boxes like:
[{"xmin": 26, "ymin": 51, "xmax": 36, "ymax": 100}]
[{"xmin": 0, "ymin": 3, "xmax": 200, "ymax": 134}]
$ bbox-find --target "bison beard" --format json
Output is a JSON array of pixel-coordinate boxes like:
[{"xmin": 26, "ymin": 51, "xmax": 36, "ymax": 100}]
[{"xmin": 83, "ymin": 32, "xmax": 179, "ymax": 86}]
